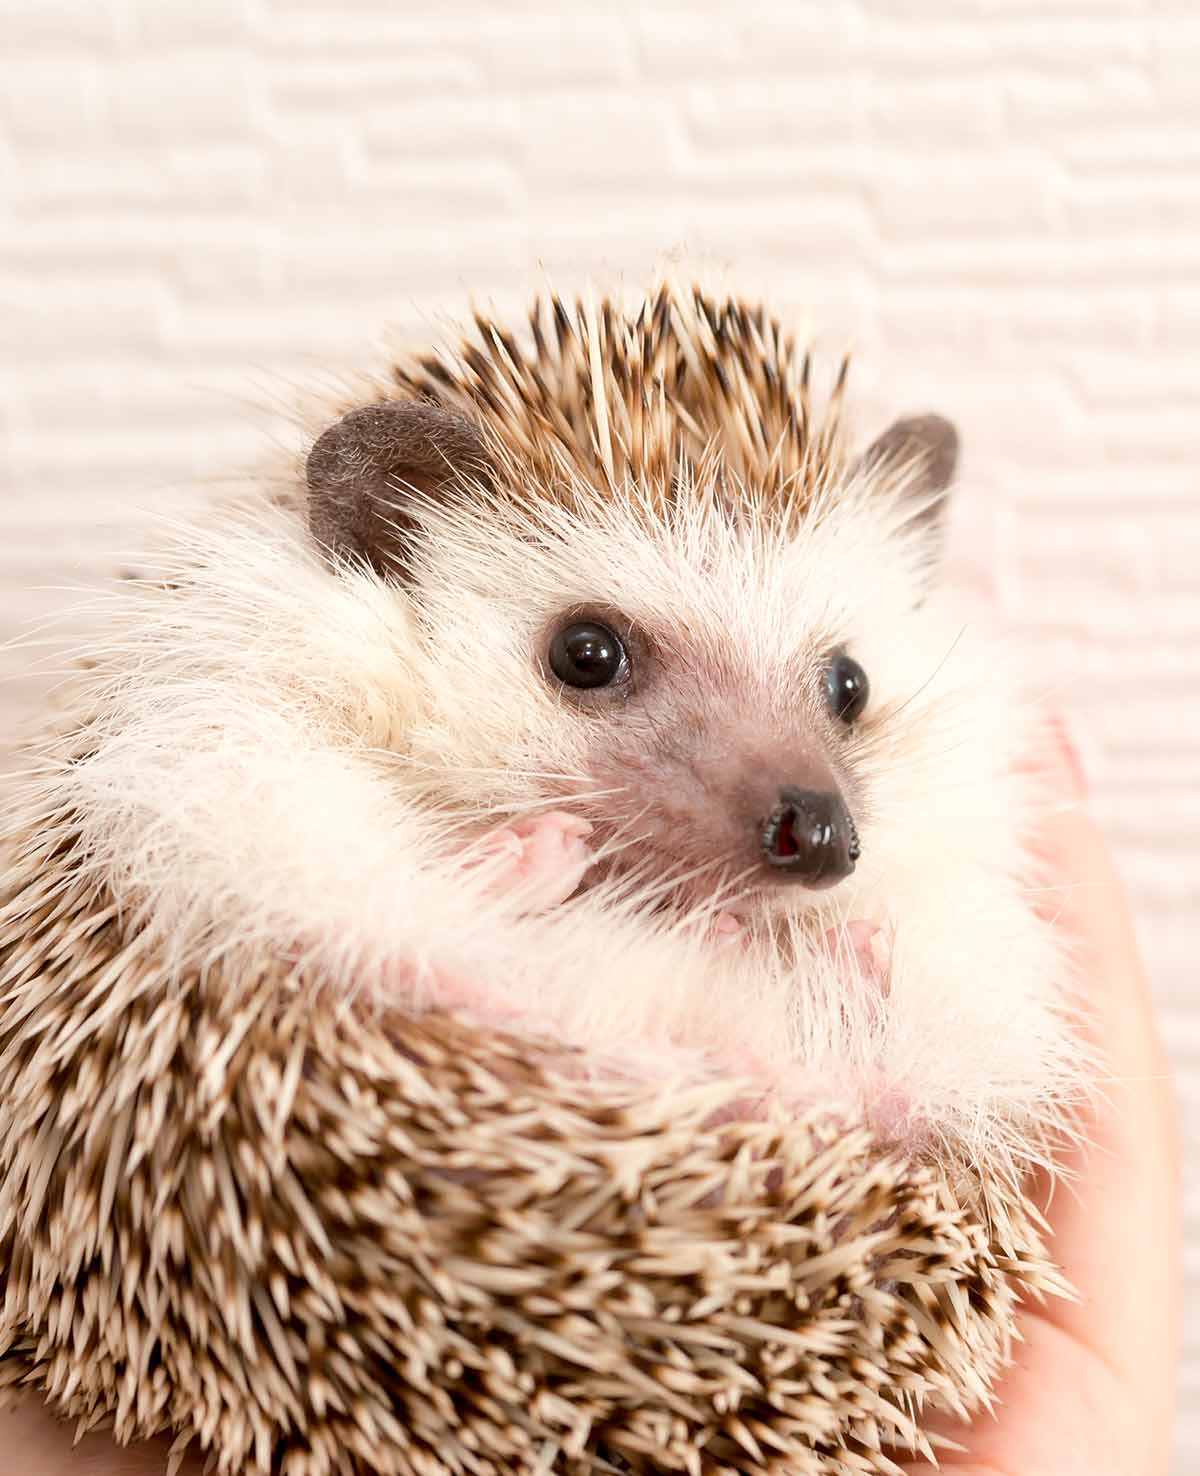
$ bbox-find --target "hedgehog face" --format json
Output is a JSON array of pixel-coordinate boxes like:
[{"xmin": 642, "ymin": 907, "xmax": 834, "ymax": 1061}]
[
  {"xmin": 307, "ymin": 389, "xmax": 964, "ymax": 929},
  {"xmin": 531, "ymin": 609, "xmax": 861, "ymax": 900},
  {"xmin": 379, "ymin": 472, "xmax": 974, "ymax": 933}
]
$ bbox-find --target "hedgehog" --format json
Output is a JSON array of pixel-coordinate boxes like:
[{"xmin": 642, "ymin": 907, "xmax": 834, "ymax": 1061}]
[{"xmin": 0, "ymin": 273, "xmax": 1083, "ymax": 1476}]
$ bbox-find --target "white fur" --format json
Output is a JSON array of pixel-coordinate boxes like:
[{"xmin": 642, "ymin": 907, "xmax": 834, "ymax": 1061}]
[{"xmin": 3, "ymin": 431, "xmax": 1086, "ymax": 1189}]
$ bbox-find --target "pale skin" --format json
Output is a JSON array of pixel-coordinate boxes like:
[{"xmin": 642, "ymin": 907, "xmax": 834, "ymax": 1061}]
[{"xmin": 0, "ymin": 725, "xmax": 1178, "ymax": 1475}]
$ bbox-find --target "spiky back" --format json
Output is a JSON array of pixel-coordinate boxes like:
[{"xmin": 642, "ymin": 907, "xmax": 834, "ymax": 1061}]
[{"xmin": 392, "ymin": 278, "xmax": 850, "ymax": 517}]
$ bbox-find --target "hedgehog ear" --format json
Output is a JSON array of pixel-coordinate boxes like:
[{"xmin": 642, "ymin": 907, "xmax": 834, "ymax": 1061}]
[
  {"xmin": 854, "ymin": 414, "xmax": 959, "ymax": 531},
  {"xmin": 306, "ymin": 401, "xmax": 491, "ymax": 578}
]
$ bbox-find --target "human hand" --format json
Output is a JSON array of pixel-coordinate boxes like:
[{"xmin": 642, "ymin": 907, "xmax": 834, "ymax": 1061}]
[{"xmin": 903, "ymin": 719, "xmax": 1180, "ymax": 1475}]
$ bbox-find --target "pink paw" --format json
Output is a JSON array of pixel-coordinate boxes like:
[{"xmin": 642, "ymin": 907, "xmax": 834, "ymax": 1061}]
[
  {"xmin": 470, "ymin": 811, "xmax": 595, "ymax": 911},
  {"xmin": 825, "ymin": 920, "xmax": 892, "ymax": 994},
  {"xmin": 711, "ymin": 909, "xmax": 748, "ymax": 949}
]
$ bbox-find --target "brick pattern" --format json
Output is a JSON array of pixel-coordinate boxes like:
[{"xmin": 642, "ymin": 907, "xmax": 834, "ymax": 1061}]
[{"xmin": 2, "ymin": 2, "xmax": 1198, "ymax": 1461}]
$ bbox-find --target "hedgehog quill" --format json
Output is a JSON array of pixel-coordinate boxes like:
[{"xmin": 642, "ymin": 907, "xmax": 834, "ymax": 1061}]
[{"xmin": 0, "ymin": 274, "xmax": 1086, "ymax": 1475}]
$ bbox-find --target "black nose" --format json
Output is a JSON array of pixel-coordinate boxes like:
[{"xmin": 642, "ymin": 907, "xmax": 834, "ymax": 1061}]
[{"xmin": 761, "ymin": 787, "xmax": 859, "ymax": 888}]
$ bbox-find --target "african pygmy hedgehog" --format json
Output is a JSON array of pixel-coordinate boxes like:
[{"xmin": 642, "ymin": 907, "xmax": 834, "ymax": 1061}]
[{"xmin": 0, "ymin": 272, "xmax": 1082, "ymax": 1476}]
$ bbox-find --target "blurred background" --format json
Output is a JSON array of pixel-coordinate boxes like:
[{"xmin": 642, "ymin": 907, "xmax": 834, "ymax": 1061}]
[{"xmin": 1, "ymin": 0, "xmax": 1197, "ymax": 1465}]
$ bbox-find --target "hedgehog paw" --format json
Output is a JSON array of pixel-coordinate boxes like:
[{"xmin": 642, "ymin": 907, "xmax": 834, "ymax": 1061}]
[
  {"xmin": 472, "ymin": 811, "xmax": 595, "ymax": 911},
  {"xmin": 826, "ymin": 920, "xmax": 892, "ymax": 994},
  {"xmin": 711, "ymin": 909, "xmax": 748, "ymax": 948}
]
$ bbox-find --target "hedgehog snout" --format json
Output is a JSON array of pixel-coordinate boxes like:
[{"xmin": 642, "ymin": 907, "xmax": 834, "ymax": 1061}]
[{"xmin": 761, "ymin": 787, "xmax": 859, "ymax": 889}]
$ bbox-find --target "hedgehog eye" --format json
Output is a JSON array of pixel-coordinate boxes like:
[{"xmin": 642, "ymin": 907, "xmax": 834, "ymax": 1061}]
[
  {"xmin": 825, "ymin": 652, "xmax": 870, "ymax": 724},
  {"xmin": 548, "ymin": 621, "xmax": 629, "ymax": 690}
]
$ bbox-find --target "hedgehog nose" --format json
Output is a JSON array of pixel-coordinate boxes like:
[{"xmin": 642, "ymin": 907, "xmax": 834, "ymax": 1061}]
[{"xmin": 761, "ymin": 787, "xmax": 859, "ymax": 888}]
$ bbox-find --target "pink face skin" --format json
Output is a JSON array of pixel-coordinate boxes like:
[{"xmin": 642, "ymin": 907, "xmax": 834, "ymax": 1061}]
[
  {"xmin": 581, "ymin": 737, "xmax": 857, "ymax": 914},
  {"xmin": 523, "ymin": 612, "xmax": 867, "ymax": 920}
]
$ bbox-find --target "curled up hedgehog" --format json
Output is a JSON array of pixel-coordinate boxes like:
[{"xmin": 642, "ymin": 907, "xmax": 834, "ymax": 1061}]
[{"xmin": 0, "ymin": 275, "xmax": 1084, "ymax": 1475}]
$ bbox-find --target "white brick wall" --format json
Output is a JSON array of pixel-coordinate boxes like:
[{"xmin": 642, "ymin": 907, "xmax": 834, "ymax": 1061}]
[{"xmin": 2, "ymin": 0, "xmax": 1197, "ymax": 1463}]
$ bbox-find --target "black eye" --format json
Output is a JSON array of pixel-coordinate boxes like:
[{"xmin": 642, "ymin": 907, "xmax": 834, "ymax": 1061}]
[
  {"xmin": 548, "ymin": 621, "xmax": 629, "ymax": 690},
  {"xmin": 825, "ymin": 652, "xmax": 870, "ymax": 724}
]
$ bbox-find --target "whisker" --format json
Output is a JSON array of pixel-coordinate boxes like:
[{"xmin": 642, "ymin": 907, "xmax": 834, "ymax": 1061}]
[
  {"xmin": 365, "ymin": 750, "xmax": 600, "ymax": 787},
  {"xmin": 878, "ymin": 624, "xmax": 968, "ymax": 725},
  {"xmin": 467, "ymin": 790, "xmax": 625, "ymax": 821}
]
